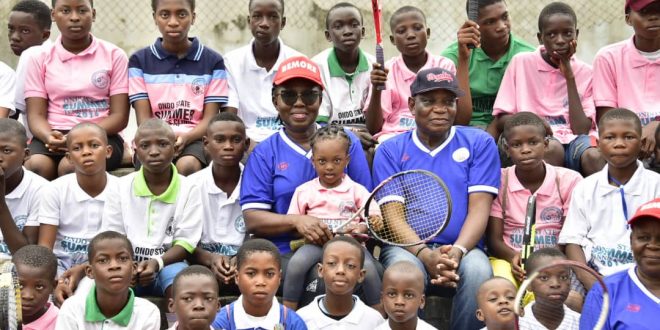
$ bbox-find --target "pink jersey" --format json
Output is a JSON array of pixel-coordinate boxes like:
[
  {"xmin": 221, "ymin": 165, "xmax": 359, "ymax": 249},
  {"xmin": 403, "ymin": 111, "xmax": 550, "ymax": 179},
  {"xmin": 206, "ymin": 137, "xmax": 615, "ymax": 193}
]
[
  {"xmin": 493, "ymin": 47, "xmax": 597, "ymax": 144},
  {"xmin": 490, "ymin": 163, "xmax": 582, "ymax": 251},
  {"xmin": 288, "ymin": 175, "xmax": 372, "ymax": 231},
  {"xmin": 23, "ymin": 302, "xmax": 58, "ymax": 330},
  {"xmin": 24, "ymin": 35, "xmax": 128, "ymax": 130},
  {"xmin": 365, "ymin": 52, "xmax": 456, "ymax": 139},
  {"xmin": 593, "ymin": 36, "xmax": 660, "ymax": 125}
]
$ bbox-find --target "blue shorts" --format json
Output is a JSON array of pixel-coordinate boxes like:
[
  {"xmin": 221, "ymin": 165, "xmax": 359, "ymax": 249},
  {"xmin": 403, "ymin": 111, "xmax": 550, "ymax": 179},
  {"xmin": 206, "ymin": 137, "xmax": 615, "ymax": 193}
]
[
  {"xmin": 557, "ymin": 134, "xmax": 595, "ymax": 173},
  {"xmin": 135, "ymin": 261, "xmax": 188, "ymax": 297}
]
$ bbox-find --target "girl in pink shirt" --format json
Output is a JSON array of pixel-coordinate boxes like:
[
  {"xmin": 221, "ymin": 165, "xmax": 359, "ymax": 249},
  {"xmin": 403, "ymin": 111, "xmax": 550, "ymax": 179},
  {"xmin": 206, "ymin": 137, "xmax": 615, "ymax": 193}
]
[
  {"xmin": 283, "ymin": 124, "xmax": 382, "ymax": 313},
  {"xmin": 24, "ymin": 0, "xmax": 128, "ymax": 180}
]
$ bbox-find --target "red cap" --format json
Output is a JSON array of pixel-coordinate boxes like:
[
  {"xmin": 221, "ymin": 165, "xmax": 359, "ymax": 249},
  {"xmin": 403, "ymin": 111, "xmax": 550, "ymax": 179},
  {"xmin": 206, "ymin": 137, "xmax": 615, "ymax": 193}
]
[
  {"xmin": 273, "ymin": 56, "xmax": 324, "ymax": 89},
  {"xmin": 626, "ymin": 0, "xmax": 657, "ymax": 12},
  {"xmin": 628, "ymin": 198, "xmax": 660, "ymax": 226}
]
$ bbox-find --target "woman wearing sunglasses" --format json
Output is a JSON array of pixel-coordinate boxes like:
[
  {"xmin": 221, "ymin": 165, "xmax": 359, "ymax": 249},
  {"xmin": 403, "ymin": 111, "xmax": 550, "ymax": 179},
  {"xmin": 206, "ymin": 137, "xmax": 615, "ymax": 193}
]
[{"xmin": 238, "ymin": 56, "xmax": 373, "ymax": 304}]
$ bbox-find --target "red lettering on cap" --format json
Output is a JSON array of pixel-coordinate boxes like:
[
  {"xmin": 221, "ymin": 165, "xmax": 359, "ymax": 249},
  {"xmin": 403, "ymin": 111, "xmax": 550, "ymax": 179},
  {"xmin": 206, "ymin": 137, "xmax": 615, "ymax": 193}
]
[{"xmin": 426, "ymin": 72, "xmax": 453, "ymax": 83}]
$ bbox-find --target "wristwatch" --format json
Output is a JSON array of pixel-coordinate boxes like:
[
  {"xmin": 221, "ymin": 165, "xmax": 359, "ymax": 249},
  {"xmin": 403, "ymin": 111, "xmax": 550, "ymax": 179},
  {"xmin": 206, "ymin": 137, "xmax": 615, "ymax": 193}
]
[{"xmin": 453, "ymin": 244, "xmax": 468, "ymax": 256}]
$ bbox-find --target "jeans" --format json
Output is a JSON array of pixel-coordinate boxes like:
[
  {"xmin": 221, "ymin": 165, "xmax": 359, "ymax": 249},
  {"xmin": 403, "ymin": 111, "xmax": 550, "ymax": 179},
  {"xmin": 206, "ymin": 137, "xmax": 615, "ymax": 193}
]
[{"xmin": 380, "ymin": 245, "xmax": 492, "ymax": 330}]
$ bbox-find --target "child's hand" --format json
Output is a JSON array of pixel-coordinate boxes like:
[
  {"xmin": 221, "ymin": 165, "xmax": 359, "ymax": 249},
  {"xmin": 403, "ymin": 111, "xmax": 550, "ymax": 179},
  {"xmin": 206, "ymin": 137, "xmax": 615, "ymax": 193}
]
[
  {"xmin": 174, "ymin": 134, "xmax": 188, "ymax": 157},
  {"xmin": 554, "ymin": 40, "xmax": 577, "ymax": 79},
  {"xmin": 640, "ymin": 121, "xmax": 659, "ymax": 160},
  {"xmin": 53, "ymin": 264, "xmax": 87, "ymax": 307},
  {"xmin": 457, "ymin": 20, "xmax": 481, "ymax": 58},
  {"xmin": 212, "ymin": 255, "xmax": 237, "ymax": 285},
  {"xmin": 136, "ymin": 259, "xmax": 159, "ymax": 286},
  {"xmin": 45, "ymin": 130, "xmax": 67, "ymax": 153},
  {"xmin": 293, "ymin": 215, "xmax": 333, "ymax": 245},
  {"xmin": 510, "ymin": 253, "xmax": 526, "ymax": 283},
  {"xmin": 370, "ymin": 63, "xmax": 389, "ymax": 88}
]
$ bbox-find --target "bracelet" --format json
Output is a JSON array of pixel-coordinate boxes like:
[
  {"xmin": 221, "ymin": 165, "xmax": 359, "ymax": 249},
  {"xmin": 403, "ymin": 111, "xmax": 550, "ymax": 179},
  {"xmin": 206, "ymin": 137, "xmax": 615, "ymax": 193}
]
[
  {"xmin": 152, "ymin": 256, "xmax": 164, "ymax": 272},
  {"xmin": 415, "ymin": 246, "xmax": 429, "ymax": 257},
  {"xmin": 453, "ymin": 244, "xmax": 468, "ymax": 256}
]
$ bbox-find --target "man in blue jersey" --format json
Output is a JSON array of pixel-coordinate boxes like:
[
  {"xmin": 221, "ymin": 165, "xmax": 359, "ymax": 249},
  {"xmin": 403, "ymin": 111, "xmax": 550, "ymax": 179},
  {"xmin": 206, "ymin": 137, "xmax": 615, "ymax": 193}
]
[
  {"xmin": 580, "ymin": 197, "xmax": 660, "ymax": 330},
  {"xmin": 372, "ymin": 67, "xmax": 500, "ymax": 330}
]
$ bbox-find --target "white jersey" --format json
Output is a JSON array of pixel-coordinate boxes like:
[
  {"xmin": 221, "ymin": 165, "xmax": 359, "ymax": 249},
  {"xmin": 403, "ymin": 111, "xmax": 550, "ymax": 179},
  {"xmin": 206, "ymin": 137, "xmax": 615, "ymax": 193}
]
[
  {"xmin": 518, "ymin": 303, "xmax": 580, "ymax": 330},
  {"xmin": 297, "ymin": 295, "xmax": 384, "ymax": 329},
  {"xmin": 374, "ymin": 318, "xmax": 437, "ymax": 330}
]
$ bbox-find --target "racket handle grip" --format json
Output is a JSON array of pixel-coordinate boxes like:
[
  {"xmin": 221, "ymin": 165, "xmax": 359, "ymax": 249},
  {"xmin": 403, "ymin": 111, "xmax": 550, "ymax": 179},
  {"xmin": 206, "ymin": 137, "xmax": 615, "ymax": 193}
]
[{"xmin": 376, "ymin": 45, "xmax": 385, "ymax": 91}]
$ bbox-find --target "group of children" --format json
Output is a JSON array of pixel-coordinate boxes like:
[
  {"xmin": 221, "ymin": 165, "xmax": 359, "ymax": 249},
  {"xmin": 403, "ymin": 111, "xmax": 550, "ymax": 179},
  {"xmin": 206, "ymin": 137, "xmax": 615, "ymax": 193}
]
[{"xmin": 0, "ymin": 0, "xmax": 659, "ymax": 329}]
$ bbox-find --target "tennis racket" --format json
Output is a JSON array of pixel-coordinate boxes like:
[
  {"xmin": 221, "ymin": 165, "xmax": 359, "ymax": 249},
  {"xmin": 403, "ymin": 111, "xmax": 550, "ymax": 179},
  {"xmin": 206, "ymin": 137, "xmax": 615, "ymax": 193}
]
[
  {"xmin": 0, "ymin": 261, "xmax": 22, "ymax": 330},
  {"xmin": 520, "ymin": 195, "xmax": 537, "ymax": 271},
  {"xmin": 514, "ymin": 260, "xmax": 609, "ymax": 330},
  {"xmin": 371, "ymin": 0, "xmax": 385, "ymax": 91},
  {"xmin": 467, "ymin": 0, "xmax": 479, "ymax": 49},
  {"xmin": 290, "ymin": 170, "xmax": 452, "ymax": 251}
]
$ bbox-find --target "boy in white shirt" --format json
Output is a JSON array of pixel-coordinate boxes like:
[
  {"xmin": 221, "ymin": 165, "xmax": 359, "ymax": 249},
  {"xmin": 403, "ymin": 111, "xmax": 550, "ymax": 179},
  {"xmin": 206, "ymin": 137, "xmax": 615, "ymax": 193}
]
[{"xmin": 297, "ymin": 236, "xmax": 384, "ymax": 328}]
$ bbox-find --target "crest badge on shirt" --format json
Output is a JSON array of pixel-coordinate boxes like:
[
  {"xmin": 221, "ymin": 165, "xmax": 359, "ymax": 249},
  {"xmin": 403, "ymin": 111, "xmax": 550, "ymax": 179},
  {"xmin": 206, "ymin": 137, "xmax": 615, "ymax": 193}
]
[
  {"xmin": 234, "ymin": 215, "xmax": 246, "ymax": 233},
  {"xmin": 91, "ymin": 70, "xmax": 110, "ymax": 89},
  {"xmin": 191, "ymin": 78, "xmax": 206, "ymax": 96},
  {"xmin": 165, "ymin": 217, "xmax": 175, "ymax": 236},
  {"xmin": 452, "ymin": 147, "xmax": 470, "ymax": 162}
]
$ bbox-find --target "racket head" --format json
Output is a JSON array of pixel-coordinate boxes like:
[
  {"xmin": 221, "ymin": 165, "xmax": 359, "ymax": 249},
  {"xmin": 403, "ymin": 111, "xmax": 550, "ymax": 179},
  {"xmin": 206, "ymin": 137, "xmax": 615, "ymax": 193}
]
[
  {"xmin": 370, "ymin": 0, "xmax": 383, "ymax": 45},
  {"xmin": 514, "ymin": 260, "xmax": 609, "ymax": 330},
  {"xmin": 0, "ymin": 261, "xmax": 21, "ymax": 330},
  {"xmin": 364, "ymin": 170, "xmax": 452, "ymax": 247}
]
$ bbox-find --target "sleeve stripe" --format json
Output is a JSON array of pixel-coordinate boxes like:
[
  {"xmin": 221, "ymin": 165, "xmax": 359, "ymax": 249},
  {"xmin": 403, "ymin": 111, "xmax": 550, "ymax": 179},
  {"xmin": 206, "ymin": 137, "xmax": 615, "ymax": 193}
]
[
  {"xmin": 241, "ymin": 203, "xmax": 271, "ymax": 211},
  {"xmin": 173, "ymin": 240, "xmax": 195, "ymax": 254},
  {"xmin": 204, "ymin": 96, "xmax": 229, "ymax": 104},
  {"xmin": 129, "ymin": 93, "xmax": 149, "ymax": 103},
  {"xmin": 468, "ymin": 185, "xmax": 499, "ymax": 195},
  {"xmin": 128, "ymin": 67, "xmax": 144, "ymax": 78}
]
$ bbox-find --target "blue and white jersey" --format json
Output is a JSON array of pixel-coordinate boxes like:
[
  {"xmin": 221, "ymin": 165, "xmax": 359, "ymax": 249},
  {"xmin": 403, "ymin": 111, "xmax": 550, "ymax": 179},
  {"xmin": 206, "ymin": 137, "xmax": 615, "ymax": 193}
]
[
  {"xmin": 372, "ymin": 127, "xmax": 500, "ymax": 246},
  {"xmin": 580, "ymin": 267, "xmax": 660, "ymax": 330},
  {"xmin": 240, "ymin": 127, "xmax": 372, "ymax": 253}
]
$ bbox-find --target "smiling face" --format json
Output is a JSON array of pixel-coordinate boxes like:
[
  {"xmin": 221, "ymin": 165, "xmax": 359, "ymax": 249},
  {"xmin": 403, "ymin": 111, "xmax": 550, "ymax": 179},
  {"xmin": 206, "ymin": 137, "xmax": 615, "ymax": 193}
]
[
  {"xmin": 169, "ymin": 274, "xmax": 220, "ymax": 330},
  {"xmin": 410, "ymin": 89, "xmax": 457, "ymax": 140},
  {"xmin": 65, "ymin": 126, "xmax": 111, "ymax": 176},
  {"xmin": 626, "ymin": 2, "xmax": 660, "ymax": 42},
  {"xmin": 8, "ymin": 11, "xmax": 49, "ymax": 56},
  {"xmin": 235, "ymin": 251, "xmax": 281, "ymax": 312},
  {"xmin": 86, "ymin": 238, "xmax": 135, "ymax": 295},
  {"xmin": 598, "ymin": 119, "xmax": 642, "ymax": 170},
  {"xmin": 505, "ymin": 124, "xmax": 548, "ymax": 171},
  {"xmin": 475, "ymin": 278, "xmax": 517, "ymax": 329},
  {"xmin": 273, "ymin": 79, "xmax": 322, "ymax": 133},
  {"xmin": 631, "ymin": 218, "xmax": 660, "ymax": 279},
  {"xmin": 153, "ymin": 0, "xmax": 195, "ymax": 46},
  {"xmin": 318, "ymin": 241, "xmax": 364, "ymax": 296},
  {"xmin": 389, "ymin": 11, "xmax": 429, "ymax": 58},
  {"xmin": 52, "ymin": 0, "xmax": 95, "ymax": 44},
  {"xmin": 325, "ymin": 6, "xmax": 364, "ymax": 53}
]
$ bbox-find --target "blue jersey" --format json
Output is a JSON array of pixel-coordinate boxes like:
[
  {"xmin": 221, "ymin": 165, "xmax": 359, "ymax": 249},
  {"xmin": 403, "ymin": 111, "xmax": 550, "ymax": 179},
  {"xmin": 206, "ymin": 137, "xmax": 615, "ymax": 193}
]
[
  {"xmin": 372, "ymin": 127, "xmax": 500, "ymax": 246},
  {"xmin": 240, "ymin": 127, "xmax": 372, "ymax": 253},
  {"xmin": 213, "ymin": 301, "xmax": 308, "ymax": 330},
  {"xmin": 581, "ymin": 267, "xmax": 660, "ymax": 330}
]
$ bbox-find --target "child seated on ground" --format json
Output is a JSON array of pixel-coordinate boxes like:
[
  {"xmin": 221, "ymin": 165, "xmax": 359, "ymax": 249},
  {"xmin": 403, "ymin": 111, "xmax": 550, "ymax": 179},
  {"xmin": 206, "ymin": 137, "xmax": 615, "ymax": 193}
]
[
  {"xmin": 297, "ymin": 236, "xmax": 384, "ymax": 327},
  {"xmin": 188, "ymin": 112, "xmax": 249, "ymax": 288},
  {"xmin": 518, "ymin": 248, "xmax": 580, "ymax": 330},
  {"xmin": 14, "ymin": 245, "xmax": 59, "ymax": 330},
  {"xmin": 284, "ymin": 124, "xmax": 381, "ymax": 312},
  {"xmin": 168, "ymin": 265, "xmax": 221, "ymax": 330},
  {"xmin": 56, "ymin": 231, "xmax": 160, "ymax": 329},
  {"xmin": 375, "ymin": 261, "xmax": 436, "ymax": 330},
  {"xmin": 558, "ymin": 109, "xmax": 660, "ymax": 291},
  {"xmin": 492, "ymin": 2, "xmax": 604, "ymax": 175},
  {"xmin": 212, "ymin": 238, "xmax": 307, "ymax": 330},
  {"xmin": 0, "ymin": 119, "xmax": 46, "ymax": 256},
  {"xmin": 38, "ymin": 123, "xmax": 119, "ymax": 275},
  {"xmin": 475, "ymin": 277, "xmax": 517, "ymax": 330}
]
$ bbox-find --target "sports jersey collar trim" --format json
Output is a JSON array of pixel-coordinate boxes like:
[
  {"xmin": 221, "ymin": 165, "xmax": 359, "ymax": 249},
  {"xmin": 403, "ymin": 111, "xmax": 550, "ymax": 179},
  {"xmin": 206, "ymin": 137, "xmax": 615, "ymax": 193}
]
[
  {"xmin": 473, "ymin": 33, "xmax": 515, "ymax": 66},
  {"xmin": 327, "ymin": 48, "xmax": 370, "ymax": 78},
  {"xmin": 395, "ymin": 51, "xmax": 433, "ymax": 82},
  {"xmin": 627, "ymin": 36, "xmax": 660, "ymax": 68},
  {"xmin": 312, "ymin": 295, "xmax": 364, "ymax": 326},
  {"xmin": 55, "ymin": 34, "xmax": 99, "ymax": 62},
  {"xmin": 412, "ymin": 127, "xmax": 456, "ymax": 157},
  {"xmin": 151, "ymin": 37, "xmax": 203, "ymax": 61},
  {"xmin": 233, "ymin": 295, "xmax": 281, "ymax": 329},
  {"xmin": 278, "ymin": 126, "xmax": 320, "ymax": 158},
  {"xmin": 628, "ymin": 266, "xmax": 660, "ymax": 304},
  {"xmin": 85, "ymin": 285, "xmax": 135, "ymax": 326},
  {"xmin": 596, "ymin": 161, "xmax": 645, "ymax": 197},
  {"xmin": 133, "ymin": 164, "xmax": 180, "ymax": 203}
]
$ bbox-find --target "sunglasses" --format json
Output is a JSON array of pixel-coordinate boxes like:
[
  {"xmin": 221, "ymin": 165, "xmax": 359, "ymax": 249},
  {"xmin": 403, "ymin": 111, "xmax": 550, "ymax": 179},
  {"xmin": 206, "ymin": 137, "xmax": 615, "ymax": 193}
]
[{"xmin": 276, "ymin": 90, "xmax": 321, "ymax": 106}]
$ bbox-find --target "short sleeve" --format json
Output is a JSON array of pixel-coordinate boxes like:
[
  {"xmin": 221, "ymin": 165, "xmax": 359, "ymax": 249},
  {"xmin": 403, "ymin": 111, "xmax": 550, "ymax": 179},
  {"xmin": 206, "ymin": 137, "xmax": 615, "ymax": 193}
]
[
  {"xmin": 467, "ymin": 134, "xmax": 501, "ymax": 195},
  {"xmin": 0, "ymin": 63, "xmax": 16, "ymax": 112},
  {"xmin": 101, "ymin": 182, "xmax": 127, "ymax": 235},
  {"xmin": 224, "ymin": 63, "xmax": 240, "ymax": 109},
  {"xmin": 317, "ymin": 88, "xmax": 331, "ymax": 123},
  {"xmin": 24, "ymin": 51, "xmax": 48, "ymax": 99},
  {"xmin": 54, "ymin": 298, "xmax": 79, "ymax": 330},
  {"xmin": 372, "ymin": 141, "xmax": 401, "ymax": 185},
  {"xmin": 240, "ymin": 149, "xmax": 275, "ymax": 211},
  {"xmin": 38, "ymin": 183, "xmax": 61, "ymax": 226},
  {"xmin": 109, "ymin": 48, "xmax": 129, "ymax": 96},
  {"xmin": 592, "ymin": 51, "xmax": 618, "ymax": 108},
  {"xmin": 287, "ymin": 186, "xmax": 305, "ymax": 215},
  {"xmin": 138, "ymin": 300, "xmax": 162, "ymax": 330},
  {"xmin": 440, "ymin": 42, "xmax": 460, "ymax": 65},
  {"xmin": 346, "ymin": 129, "xmax": 373, "ymax": 190},
  {"xmin": 559, "ymin": 169, "xmax": 583, "ymax": 215},
  {"xmin": 491, "ymin": 55, "xmax": 520, "ymax": 117},
  {"xmin": 173, "ymin": 182, "xmax": 203, "ymax": 253},
  {"xmin": 490, "ymin": 180, "xmax": 505, "ymax": 219},
  {"xmin": 287, "ymin": 310, "xmax": 310, "ymax": 330},
  {"xmin": 204, "ymin": 56, "xmax": 229, "ymax": 105},
  {"xmin": 212, "ymin": 306, "xmax": 231, "ymax": 329},
  {"xmin": 557, "ymin": 184, "xmax": 589, "ymax": 246},
  {"xmin": 580, "ymin": 70, "xmax": 597, "ymax": 125},
  {"xmin": 579, "ymin": 282, "xmax": 606, "ymax": 330},
  {"xmin": 128, "ymin": 52, "xmax": 148, "ymax": 104},
  {"xmin": 24, "ymin": 184, "xmax": 45, "ymax": 227}
]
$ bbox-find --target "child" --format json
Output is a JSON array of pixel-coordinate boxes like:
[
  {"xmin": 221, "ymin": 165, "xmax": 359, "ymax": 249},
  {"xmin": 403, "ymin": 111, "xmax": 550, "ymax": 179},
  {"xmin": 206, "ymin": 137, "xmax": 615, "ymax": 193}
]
[
  {"xmin": 129, "ymin": 0, "xmax": 229, "ymax": 175},
  {"xmin": 441, "ymin": 0, "xmax": 535, "ymax": 129},
  {"xmin": 475, "ymin": 277, "xmax": 517, "ymax": 330},
  {"xmin": 188, "ymin": 112, "xmax": 249, "ymax": 287},
  {"xmin": 24, "ymin": 0, "xmax": 128, "ymax": 180},
  {"xmin": 375, "ymin": 261, "xmax": 435, "ymax": 330},
  {"xmin": 38, "ymin": 122, "xmax": 119, "ymax": 275},
  {"xmin": 0, "ymin": 119, "xmax": 46, "ymax": 256},
  {"xmin": 55, "ymin": 231, "xmax": 161, "ymax": 329},
  {"xmin": 13, "ymin": 245, "xmax": 59, "ymax": 330},
  {"xmin": 593, "ymin": 0, "xmax": 660, "ymax": 160},
  {"xmin": 284, "ymin": 124, "xmax": 381, "ymax": 311},
  {"xmin": 559, "ymin": 109, "xmax": 660, "ymax": 289},
  {"xmin": 212, "ymin": 238, "xmax": 307, "ymax": 330},
  {"xmin": 365, "ymin": 5, "xmax": 456, "ymax": 142},
  {"xmin": 223, "ymin": 0, "xmax": 302, "ymax": 144},
  {"xmin": 168, "ymin": 265, "xmax": 221, "ymax": 330},
  {"xmin": 518, "ymin": 248, "xmax": 580, "ymax": 329},
  {"xmin": 102, "ymin": 118, "xmax": 202, "ymax": 301},
  {"xmin": 493, "ymin": 2, "xmax": 603, "ymax": 176},
  {"xmin": 0, "ymin": 62, "xmax": 16, "ymax": 118},
  {"xmin": 297, "ymin": 236, "xmax": 384, "ymax": 327},
  {"xmin": 488, "ymin": 112, "xmax": 582, "ymax": 285}
]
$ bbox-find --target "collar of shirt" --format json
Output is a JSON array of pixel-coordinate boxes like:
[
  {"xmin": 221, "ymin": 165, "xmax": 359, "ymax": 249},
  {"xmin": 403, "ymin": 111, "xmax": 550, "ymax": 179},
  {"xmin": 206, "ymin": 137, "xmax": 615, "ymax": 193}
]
[
  {"xmin": 72, "ymin": 173, "xmax": 110, "ymax": 202},
  {"xmin": 327, "ymin": 48, "xmax": 370, "ymax": 79},
  {"xmin": 625, "ymin": 36, "xmax": 660, "ymax": 68},
  {"xmin": 278, "ymin": 124, "xmax": 321, "ymax": 158},
  {"xmin": 133, "ymin": 164, "xmax": 180, "ymax": 203},
  {"xmin": 534, "ymin": 46, "xmax": 579, "ymax": 73},
  {"xmin": 233, "ymin": 296, "xmax": 281, "ymax": 329},
  {"xmin": 313, "ymin": 295, "xmax": 364, "ymax": 327},
  {"xmin": 311, "ymin": 174, "xmax": 353, "ymax": 193},
  {"xmin": 411, "ymin": 127, "xmax": 457, "ymax": 157},
  {"xmin": 473, "ymin": 33, "xmax": 521, "ymax": 67},
  {"xmin": 628, "ymin": 266, "xmax": 660, "ymax": 304},
  {"xmin": 246, "ymin": 38, "xmax": 288, "ymax": 72},
  {"xmin": 150, "ymin": 37, "xmax": 202, "ymax": 61},
  {"xmin": 54, "ymin": 34, "xmax": 99, "ymax": 62},
  {"xmin": 507, "ymin": 162, "xmax": 558, "ymax": 197},
  {"xmin": 392, "ymin": 51, "xmax": 435, "ymax": 83},
  {"xmin": 5, "ymin": 168, "xmax": 30, "ymax": 200},
  {"xmin": 205, "ymin": 162, "xmax": 244, "ymax": 201},
  {"xmin": 167, "ymin": 321, "xmax": 213, "ymax": 330},
  {"xmin": 84, "ymin": 285, "xmax": 135, "ymax": 326},
  {"xmin": 596, "ymin": 160, "xmax": 646, "ymax": 197}
]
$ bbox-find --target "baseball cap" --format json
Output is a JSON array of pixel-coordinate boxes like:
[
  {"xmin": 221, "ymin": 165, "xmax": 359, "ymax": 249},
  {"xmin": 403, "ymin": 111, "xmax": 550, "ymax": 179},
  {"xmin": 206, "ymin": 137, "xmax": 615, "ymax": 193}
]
[
  {"xmin": 273, "ymin": 56, "xmax": 324, "ymax": 89},
  {"xmin": 625, "ymin": 0, "xmax": 657, "ymax": 12},
  {"xmin": 627, "ymin": 198, "xmax": 660, "ymax": 227},
  {"xmin": 410, "ymin": 67, "xmax": 464, "ymax": 97}
]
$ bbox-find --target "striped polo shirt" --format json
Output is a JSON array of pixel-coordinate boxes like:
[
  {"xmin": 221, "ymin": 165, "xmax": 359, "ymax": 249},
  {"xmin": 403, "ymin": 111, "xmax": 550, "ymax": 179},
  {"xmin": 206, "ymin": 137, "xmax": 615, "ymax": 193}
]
[{"xmin": 128, "ymin": 37, "xmax": 228, "ymax": 135}]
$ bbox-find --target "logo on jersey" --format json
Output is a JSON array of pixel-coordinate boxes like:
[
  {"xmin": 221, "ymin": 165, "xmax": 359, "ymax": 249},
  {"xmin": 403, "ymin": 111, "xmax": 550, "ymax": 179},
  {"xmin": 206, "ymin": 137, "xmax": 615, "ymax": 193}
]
[
  {"xmin": 339, "ymin": 201, "xmax": 357, "ymax": 218},
  {"xmin": 452, "ymin": 147, "xmax": 470, "ymax": 162},
  {"xmin": 14, "ymin": 215, "xmax": 27, "ymax": 231},
  {"xmin": 305, "ymin": 279, "xmax": 318, "ymax": 293},
  {"xmin": 165, "ymin": 217, "xmax": 175, "ymax": 236},
  {"xmin": 91, "ymin": 70, "xmax": 110, "ymax": 89},
  {"xmin": 401, "ymin": 153, "xmax": 410, "ymax": 162},
  {"xmin": 191, "ymin": 78, "xmax": 206, "ymax": 95},
  {"xmin": 278, "ymin": 162, "xmax": 289, "ymax": 171},
  {"xmin": 626, "ymin": 304, "xmax": 641, "ymax": 312},
  {"xmin": 234, "ymin": 215, "xmax": 246, "ymax": 233},
  {"xmin": 540, "ymin": 206, "xmax": 563, "ymax": 223}
]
